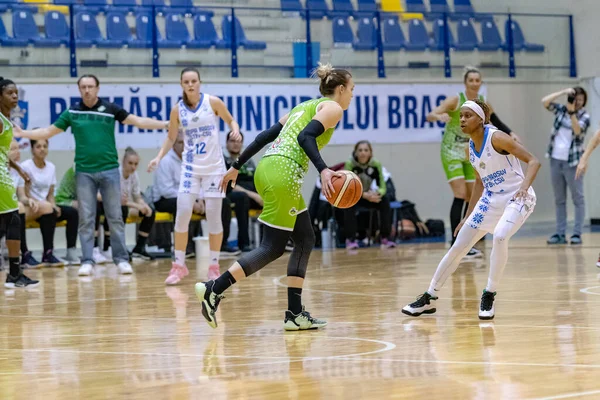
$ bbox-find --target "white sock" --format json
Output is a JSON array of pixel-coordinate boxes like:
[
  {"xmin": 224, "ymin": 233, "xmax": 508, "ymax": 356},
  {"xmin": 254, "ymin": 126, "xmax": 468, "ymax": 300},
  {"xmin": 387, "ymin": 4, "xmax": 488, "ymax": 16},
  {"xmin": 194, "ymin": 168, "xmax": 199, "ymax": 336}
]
[
  {"xmin": 210, "ymin": 250, "xmax": 219, "ymax": 266},
  {"xmin": 175, "ymin": 250, "xmax": 186, "ymax": 266}
]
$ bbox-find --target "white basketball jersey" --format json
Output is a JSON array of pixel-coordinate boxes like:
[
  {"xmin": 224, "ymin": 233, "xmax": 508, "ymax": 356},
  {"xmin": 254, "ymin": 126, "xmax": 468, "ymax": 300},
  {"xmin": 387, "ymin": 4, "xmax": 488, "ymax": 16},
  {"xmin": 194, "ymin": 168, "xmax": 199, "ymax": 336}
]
[
  {"xmin": 178, "ymin": 94, "xmax": 225, "ymax": 175},
  {"xmin": 469, "ymin": 126, "xmax": 528, "ymax": 195}
]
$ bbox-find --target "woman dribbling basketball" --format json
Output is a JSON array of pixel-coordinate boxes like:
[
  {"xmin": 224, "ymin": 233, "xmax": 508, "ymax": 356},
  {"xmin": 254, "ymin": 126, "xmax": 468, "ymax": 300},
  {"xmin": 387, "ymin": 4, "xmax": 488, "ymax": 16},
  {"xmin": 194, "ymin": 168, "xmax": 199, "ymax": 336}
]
[{"xmin": 195, "ymin": 63, "xmax": 354, "ymax": 331}]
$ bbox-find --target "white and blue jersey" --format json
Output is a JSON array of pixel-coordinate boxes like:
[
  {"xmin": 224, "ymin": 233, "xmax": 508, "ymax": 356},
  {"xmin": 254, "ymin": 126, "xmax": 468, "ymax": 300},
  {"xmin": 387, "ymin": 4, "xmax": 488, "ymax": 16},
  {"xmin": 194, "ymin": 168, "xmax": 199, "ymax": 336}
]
[
  {"xmin": 466, "ymin": 126, "xmax": 536, "ymax": 233},
  {"xmin": 178, "ymin": 94, "xmax": 225, "ymax": 176},
  {"xmin": 177, "ymin": 94, "xmax": 225, "ymax": 199}
]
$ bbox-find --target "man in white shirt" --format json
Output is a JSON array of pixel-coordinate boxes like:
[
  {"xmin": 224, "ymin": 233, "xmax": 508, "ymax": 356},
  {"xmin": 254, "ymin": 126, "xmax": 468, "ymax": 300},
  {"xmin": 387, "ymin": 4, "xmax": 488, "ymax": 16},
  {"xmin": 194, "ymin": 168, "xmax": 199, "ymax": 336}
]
[{"xmin": 153, "ymin": 136, "xmax": 204, "ymax": 254}]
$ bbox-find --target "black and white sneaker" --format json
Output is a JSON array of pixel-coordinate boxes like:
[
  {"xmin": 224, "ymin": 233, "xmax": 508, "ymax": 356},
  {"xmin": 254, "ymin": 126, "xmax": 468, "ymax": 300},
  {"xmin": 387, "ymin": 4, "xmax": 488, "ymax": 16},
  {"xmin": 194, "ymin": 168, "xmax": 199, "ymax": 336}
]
[
  {"xmin": 131, "ymin": 248, "xmax": 155, "ymax": 261},
  {"xmin": 479, "ymin": 290, "xmax": 496, "ymax": 320},
  {"xmin": 283, "ymin": 307, "xmax": 327, "ymax": 331},
  {"xmin": 463, "ymin": 248, "xmax": 483, "ymax": 260},
  {"xmin": 220, "ymin": 246, "xmax": 241, "ymax": 258},
  {"xmin": 5, "ymin": 273, "xmax": 40, "ymax": 288},
  {"xmin": 402, "ymin": 292, "xmax": 438, "ymax": 317},
  {"xmin": 195, "ymin": 281, "xmax": 225, "ymax": 329}
]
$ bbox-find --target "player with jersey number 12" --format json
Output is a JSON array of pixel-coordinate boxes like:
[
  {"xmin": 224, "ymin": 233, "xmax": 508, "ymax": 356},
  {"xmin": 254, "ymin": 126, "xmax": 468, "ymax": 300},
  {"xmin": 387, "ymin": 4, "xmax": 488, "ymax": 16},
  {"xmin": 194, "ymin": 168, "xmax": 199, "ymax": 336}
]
[
  {"xmin": 402, "ymin": 99, "xmax": 540, "ymax": 321},
  {"xmin": 195, "ymin": 63, "xmax": 353, "ymax": 331},
  {"xmin": 148, "ymin": 67, "xmax": 241, "ymax": 286}
]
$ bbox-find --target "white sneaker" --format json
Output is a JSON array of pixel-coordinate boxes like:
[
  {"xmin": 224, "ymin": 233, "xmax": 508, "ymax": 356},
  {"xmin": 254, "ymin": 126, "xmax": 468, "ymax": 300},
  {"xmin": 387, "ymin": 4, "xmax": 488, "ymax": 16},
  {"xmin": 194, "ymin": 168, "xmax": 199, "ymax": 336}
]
[
  {"xmin": 479, "ymin": 290, "xmax": 496, "ymax": 320},
  {"xmin": 78, "ymin": 262, "xmax": 94, "ymax": 276},
  {"xmin": 103, "ymin": 246, "xmax": 113, "ymax": 260},
  {"xmin": 93, "ymin": 247, "xmax": 108, "ymax": 264},
  {"xmin": 118, "ymin": 261, "xmax": 133, "ymax": 275}
]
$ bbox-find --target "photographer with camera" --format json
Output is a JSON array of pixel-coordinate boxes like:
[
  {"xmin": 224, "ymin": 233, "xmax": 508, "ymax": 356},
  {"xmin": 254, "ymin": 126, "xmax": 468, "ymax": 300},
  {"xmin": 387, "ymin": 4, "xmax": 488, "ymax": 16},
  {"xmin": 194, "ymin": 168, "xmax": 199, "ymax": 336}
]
[{"xmin": 542, "ymin": 87, "xmax": 590, "ymax": 245}]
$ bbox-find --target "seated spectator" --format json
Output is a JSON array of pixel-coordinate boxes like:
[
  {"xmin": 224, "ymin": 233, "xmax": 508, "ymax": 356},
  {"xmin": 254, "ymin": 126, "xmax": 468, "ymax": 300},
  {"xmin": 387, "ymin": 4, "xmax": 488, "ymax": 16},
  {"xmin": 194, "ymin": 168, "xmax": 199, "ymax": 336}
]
[
  {"xmin": 9, "ymin": 139, "xmax": 40, "ymax": 268},
  {"xmin": 222, "ymin": 131, "xmax": 263, "ymax": 253},
  {"xmin": 152, "ymin": 134, "xmax": 203, "ymax": 256},
  {"xmin": 20, "ymin": 139, "xmax": 79, "ymax": 266},
  {"xmin": 54, "ymin": 163, "xmax": 80, "ymax": 265},
  {"xmin": 98, "ymin": 147, "xmax": 156, "ymax": 260},
  {"xmin": 342, "ymin": 140, "xmax": 395, "ymax": 249}
]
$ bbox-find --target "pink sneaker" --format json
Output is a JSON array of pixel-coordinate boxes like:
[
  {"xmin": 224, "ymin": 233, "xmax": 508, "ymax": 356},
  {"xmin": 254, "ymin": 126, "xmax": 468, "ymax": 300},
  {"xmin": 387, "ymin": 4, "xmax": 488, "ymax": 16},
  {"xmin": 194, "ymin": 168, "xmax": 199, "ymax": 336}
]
[
  {"xmin": 207, "ymin": 264, "xmax": 220, "ymax": 280},
  {"xmin": 381, "ymin": 238, "xmax": 397, "ymax": 249},
  {"xmin": 345, "ymin": 240, "xmax": 359, "ymax": 250},
  {"xmin": 165, "ymin": 263, "xmax": 189, "ymax": 285}
]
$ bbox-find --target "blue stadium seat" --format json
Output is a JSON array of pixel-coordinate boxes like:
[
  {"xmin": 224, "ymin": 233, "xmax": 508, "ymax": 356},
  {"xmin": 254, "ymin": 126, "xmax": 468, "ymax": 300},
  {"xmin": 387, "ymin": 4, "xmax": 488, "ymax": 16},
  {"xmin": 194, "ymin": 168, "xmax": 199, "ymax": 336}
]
[
  {"xmin": 280, "ymin": 0, "xmax": 304, "ymax": 17},
  {"xmin": 330, "ymin": 0, "xmax": 354, "ymax": 18},
  {"xmin": 428, "ymin": 0, "xmax": 451, "ymax": 21},
  {"xmin": 130, "ymin": 11, "xmax": 161, "ymax": 48},
  {"xmin": 80, "ymin": 0, "xmax": 109, "ymax": 14},
  {"xmin": 0, "ymin": 0, "xmax": 16, "ymax": 12},
  {"xmin": 505, "ymin": 19, "xmax": 545, "ymax": 52},
  {"xmin": 405, "ymin": 0, "xmax": 426, "ymax": 14},
  {"xmin": 479, "ymin": 18, "xmax": 504, "ymax": 51},
  {"xmin": 355, "ymin": 0, "xmax": 376, "ymax": 17},
  {"xmin": 451, "ymin": 0, "xmax": 490, "ymax": 21},
  {"xmin": 160, "ymin": 13, "xmax": 189, "ymax": 48},
  {"xmin": 405, "ymin": 18, "xmax": 430, "ymax": 51},
  {"xmin": 44, "ymin": 11, "xmax": 70, "ymax": 46},
  {"xmin": 140, "ymin": 0, "xmax": 167, "ymax": 15},
  {"xmin": 455, "ymin": 17, "xmax": 477, "ymax": 51},
  {"xmin": 110, "ymin": 0, "xmax": 138, "ymax": 13},
  {"xmin": 305, "ymin": 0, "xmax": 329, "ymax": 19},
  {"xmin": 221, "ymin": 15, "xmax": 266, "ymax": 50},
  {"xmin": 353, "ymin": 16, "xmax": 376, "ymax": 51},
  {"xmin": 75, "ymin": 11, "xmax": 123, "ymax": 47},
  {"xmin": 106, "ymin": 11, "xmax": 132, "ymax": 46},
  {"xmin": 170, "ymin": 0, "xmax": 194, "ymax": 14},
  {"xmin": 190, "ymin": 13, "xmax": 227, "ymax": 49},
  {"xmin": 1, "ymin": 9, "xmax": 28, "ymax": 46},
  {"xmin": 54, "ymin": 0, "xmax": 75, "ymax": 6},
  {"xmin": 13, "ymin": 8, "xmax": 59, "ymax": 47},
  {"xmin": 431, "ymin": 18, "xmax": 455, "ymax": 51},
  {"xmin": 331, "ymin": 16, "xmax": 353, "ymax": 48},
  {"xmin": 382, "ymin": 14, "xmax": 405, "ymax": 51}
]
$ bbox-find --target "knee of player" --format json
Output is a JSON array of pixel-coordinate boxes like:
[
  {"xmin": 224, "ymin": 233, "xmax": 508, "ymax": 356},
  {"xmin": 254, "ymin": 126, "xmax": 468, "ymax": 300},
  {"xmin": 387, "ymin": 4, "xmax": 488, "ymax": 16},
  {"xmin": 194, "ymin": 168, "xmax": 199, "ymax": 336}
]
[{"xmin": 492, "ymin": 231, "xmax": 508, "ymax": 244}]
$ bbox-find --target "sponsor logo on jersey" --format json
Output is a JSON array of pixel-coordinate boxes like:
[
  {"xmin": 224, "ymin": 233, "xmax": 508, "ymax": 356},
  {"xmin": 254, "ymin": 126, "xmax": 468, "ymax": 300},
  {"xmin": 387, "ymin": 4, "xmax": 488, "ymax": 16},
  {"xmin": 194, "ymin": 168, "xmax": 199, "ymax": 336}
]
[
  {"xmin": 98, "ymin": 105, "xmax": 106, "ymax": 112},
  {"xmin": 448, "ymin": 163, "xmax": 462, "ymax": 171},
  {"xmin": 479, "ymin": 161, "xmax": 486, "ymax": 170},
  {"xmin": 289, "ymin": 207, "xmax": 298, "ymax": 216}
]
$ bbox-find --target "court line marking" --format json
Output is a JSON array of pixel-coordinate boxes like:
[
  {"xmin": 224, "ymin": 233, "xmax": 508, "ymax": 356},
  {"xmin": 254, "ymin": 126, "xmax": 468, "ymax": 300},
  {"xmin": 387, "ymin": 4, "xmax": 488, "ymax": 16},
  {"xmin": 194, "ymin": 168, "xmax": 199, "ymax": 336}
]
[
  {"xmin": 579, "ymin": 286, "xmax": 600, "ymax": 296},
  {"xmin": 529, "ymin": 389, "xmax": 600, "ymax": 400},
  {"xmin": 274, "ymin": 275, "xmax": 600, "ymax": 304},
  {"xmin": 0, "ymin": 334, "xmax": 396, "ymax": 375}
]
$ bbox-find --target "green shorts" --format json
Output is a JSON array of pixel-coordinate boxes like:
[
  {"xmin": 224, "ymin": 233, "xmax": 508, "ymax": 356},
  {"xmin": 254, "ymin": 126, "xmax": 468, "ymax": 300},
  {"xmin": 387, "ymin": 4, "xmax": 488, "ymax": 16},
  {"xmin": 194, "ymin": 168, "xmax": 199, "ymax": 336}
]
[
  {"xmin": 441, "ymin": 145, "xmax": 476, "ymax": 183},
  {"xmin": 254, "ymin": 155, "xmax": 306, "ymax": 231}
]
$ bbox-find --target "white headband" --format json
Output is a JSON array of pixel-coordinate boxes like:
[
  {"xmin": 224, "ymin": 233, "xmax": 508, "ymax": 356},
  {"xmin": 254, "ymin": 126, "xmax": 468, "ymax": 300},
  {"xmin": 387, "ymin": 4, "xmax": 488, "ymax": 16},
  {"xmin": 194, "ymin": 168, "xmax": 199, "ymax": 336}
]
[{"xmin": 462, "ymin": 100, "xmax": 485, "ymax": 122}]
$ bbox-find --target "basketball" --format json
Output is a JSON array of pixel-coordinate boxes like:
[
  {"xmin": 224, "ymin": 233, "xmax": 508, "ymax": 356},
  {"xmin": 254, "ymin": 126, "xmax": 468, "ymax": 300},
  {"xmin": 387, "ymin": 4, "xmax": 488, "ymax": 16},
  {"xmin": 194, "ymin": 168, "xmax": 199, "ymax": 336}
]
[{"xmin": 325, "ymin": 171, "xmax": 363, "ymax": 209}]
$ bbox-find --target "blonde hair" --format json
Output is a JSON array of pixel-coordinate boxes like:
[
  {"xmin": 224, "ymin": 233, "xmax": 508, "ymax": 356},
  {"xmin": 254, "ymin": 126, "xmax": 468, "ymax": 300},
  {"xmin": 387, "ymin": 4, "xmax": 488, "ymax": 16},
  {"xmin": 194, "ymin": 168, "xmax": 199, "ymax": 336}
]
[
  {"xmin": 123, "ymin": 146, "xmax": 139, "ymax": 162},
  {"xmin": 313, "ymin": 62, "xmax": 352, "ymax": 96},
  {"xmin": 463, "ymin": 65, "xmax": 481, "ymax": 83}
]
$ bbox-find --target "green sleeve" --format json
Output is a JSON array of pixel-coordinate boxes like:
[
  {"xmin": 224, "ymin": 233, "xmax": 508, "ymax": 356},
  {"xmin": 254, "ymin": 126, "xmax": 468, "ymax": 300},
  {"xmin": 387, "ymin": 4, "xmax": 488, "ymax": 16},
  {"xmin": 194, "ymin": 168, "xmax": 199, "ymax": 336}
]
[
  {"xmin": 55, "ymin": 167, "xmax": 76, "ymax": 206},
  {"xmin": 344, "ymin": 160, "xmax": 353, "ymax": 171},
  {"xmin": 373, "ymin": 160, "xmax": 386, "ymax": 196},
  {"xmin": 53, "ymin": 110, "xmax": 72, "ymax": 131}
]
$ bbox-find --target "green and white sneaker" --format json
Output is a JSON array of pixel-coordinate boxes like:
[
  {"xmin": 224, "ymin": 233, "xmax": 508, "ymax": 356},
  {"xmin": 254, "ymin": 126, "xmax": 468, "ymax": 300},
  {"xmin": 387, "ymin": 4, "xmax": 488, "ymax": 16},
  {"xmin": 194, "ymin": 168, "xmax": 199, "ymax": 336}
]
[
  {"xmin": 195, "ymin": 281, "xmax": 225, "ymax": 329},
  {"xmin": 402, "ymin": 292, "xmax": 438, "ymax": 317},
  {"xmin": 283, "ymin": 307, "xmax": 327, "ymax": 331}
]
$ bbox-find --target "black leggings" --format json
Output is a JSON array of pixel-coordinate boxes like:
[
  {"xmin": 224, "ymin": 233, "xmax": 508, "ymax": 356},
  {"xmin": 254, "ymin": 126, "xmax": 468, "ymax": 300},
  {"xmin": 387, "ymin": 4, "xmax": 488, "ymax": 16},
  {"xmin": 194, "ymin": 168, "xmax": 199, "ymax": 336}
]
[
  {"xmin": 238, "ymin": 211, "xmax": 315, "ymax": 279},
  {"xmin": 100, "ymin": 204, "xmax": 156, "ymax": 246},
  {"xmin": 343, "ymin": 196, "xmax": 392, "ymax": 240},
  {"xmin": 58, "ymin": 205, "xmax": 78, "ymax": 249}
]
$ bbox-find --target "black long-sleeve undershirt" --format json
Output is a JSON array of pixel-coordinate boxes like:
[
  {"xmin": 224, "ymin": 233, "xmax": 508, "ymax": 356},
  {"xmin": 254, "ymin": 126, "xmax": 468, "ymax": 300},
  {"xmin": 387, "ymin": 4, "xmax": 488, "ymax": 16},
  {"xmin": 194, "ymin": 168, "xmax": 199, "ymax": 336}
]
[{"xmin": 232, "ymin": 122, "xmax": 283, "ymax": 170}]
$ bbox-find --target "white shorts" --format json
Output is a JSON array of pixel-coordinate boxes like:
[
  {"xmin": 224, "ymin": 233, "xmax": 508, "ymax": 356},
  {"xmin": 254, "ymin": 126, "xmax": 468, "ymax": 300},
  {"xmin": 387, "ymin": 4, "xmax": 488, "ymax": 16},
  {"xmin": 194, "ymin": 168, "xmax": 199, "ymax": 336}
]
[
  {"xmin": 178, "ymin": 171, "xmax": 225, "ymax": 199},
  {"xmin": 466, "ymin": 187, "xmax": 536, "ymax": 234}
]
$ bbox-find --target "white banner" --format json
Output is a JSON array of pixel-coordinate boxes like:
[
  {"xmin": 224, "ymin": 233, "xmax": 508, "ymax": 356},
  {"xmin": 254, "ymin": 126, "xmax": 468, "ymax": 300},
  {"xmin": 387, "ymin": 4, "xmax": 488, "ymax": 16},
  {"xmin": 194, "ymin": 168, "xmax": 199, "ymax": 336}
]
[{"xmin": 10, "ymin": 83, "xmax": 486, "ymax": 150}]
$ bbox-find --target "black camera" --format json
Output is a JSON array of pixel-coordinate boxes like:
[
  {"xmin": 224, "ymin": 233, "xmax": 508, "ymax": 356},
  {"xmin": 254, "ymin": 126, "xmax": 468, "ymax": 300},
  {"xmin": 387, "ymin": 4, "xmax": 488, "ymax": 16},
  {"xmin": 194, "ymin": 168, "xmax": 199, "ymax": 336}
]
[{"xmin": 567, "ymin": 92, "xmax": 575, "ymax": 104}]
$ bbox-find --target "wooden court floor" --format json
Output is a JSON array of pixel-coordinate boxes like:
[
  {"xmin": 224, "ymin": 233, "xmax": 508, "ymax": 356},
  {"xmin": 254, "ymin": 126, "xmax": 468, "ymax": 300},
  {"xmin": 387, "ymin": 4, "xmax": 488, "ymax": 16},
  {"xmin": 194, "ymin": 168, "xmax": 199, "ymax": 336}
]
[{"xmin": 1, "ymin": 231, "xmax": 600, "ymax": 400}]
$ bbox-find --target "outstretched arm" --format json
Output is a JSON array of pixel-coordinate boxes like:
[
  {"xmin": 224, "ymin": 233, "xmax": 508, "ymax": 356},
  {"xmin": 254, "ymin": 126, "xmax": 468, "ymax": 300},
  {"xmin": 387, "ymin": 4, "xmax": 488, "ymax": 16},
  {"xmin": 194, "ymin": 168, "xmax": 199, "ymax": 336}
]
[
  {"xmin": 231, "ymin": 115, "xmax": 289, "ymax": 170},
  {"xmin": 426, "ymin": 96, "xmax": 458, "ymax": 123},
  {"xmin": 123, "ymin": 114, "xmax": 169, "ymax": 130},
  {"xmin": 13, "ymin": 125, "xmax": 63, "ymax": 141}
]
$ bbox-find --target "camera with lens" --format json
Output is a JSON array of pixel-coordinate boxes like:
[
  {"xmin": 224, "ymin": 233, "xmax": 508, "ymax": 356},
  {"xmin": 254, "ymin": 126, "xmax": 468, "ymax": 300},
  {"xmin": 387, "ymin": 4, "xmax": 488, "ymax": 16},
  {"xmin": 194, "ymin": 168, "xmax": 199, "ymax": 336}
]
[{"xmin": 567, "ymin": 91, "xmax": 575, "ymax": 104}]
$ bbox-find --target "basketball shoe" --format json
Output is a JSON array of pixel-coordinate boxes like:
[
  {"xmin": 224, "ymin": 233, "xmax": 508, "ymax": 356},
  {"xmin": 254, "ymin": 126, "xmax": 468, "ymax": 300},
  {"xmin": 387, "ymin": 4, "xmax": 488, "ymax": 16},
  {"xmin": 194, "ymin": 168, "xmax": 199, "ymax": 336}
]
[
  {"xmin": 283, "ymin": 307, "xmax": 327, "ymax": 331},
  {"xmin": 479, "ymin": 290, "xmax": 496, "ymax": 320},
  {"xmin": 195, "ymin": 281, "xmax": 225, "ymax": 329},
  {"xmin": 402, "ymin": 292, "xmax": 438, "ymax": 316}
]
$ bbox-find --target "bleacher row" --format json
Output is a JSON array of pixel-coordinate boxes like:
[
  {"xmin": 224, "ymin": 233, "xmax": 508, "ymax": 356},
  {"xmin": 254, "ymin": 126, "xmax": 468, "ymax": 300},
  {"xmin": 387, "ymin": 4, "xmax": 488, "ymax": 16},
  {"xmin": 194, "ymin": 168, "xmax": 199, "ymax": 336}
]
[
  {"xmin": 0, "ymin": 0, "xmax": 544, "ymax": 52},
  {"xmin": 0, "ymin": 8, "xmax": 266, "ymax": 48},
  {"xmin": 334, "ymin": 15, "xmax": 544, "ymax": 52}
]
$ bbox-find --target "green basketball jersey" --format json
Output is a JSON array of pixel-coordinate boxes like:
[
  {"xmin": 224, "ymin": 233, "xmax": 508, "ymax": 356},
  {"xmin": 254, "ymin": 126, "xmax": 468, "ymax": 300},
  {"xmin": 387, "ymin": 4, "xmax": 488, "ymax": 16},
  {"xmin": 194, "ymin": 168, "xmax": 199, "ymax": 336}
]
[
  {"xmin": 263, "ymin": 98, "xmax": 336, "ymax": 172},
  {"xmin": 441, "ymin": 92, "xmax": 485, "ymax": 160},
  {"xmin": 0, "ymin": 114, "xmax": 19, "ymax": 214}
]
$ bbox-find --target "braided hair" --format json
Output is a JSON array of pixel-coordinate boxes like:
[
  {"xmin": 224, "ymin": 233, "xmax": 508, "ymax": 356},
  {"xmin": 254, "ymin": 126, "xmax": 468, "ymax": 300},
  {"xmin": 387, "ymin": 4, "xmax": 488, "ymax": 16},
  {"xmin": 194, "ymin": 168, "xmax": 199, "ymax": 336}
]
[{"xmin": 0, "ymin": 77, "xmax": 15, "ymax": 95}]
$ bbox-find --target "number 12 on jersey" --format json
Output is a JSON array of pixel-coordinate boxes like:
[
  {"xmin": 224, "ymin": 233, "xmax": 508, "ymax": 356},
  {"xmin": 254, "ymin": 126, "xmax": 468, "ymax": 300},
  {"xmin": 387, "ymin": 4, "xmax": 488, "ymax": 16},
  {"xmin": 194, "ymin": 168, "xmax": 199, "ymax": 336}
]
[{"xmin": 195, "ymin": 142, "xmax": 207, "ymax": 155}]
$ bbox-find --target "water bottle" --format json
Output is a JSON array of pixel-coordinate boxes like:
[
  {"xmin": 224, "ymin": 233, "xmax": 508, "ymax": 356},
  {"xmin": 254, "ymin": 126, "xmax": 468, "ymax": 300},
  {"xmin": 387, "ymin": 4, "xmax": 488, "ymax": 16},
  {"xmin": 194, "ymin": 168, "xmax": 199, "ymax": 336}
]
[{"xmin": 321, "ymin": 228, "xmax": 331, "ymax": 250}]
